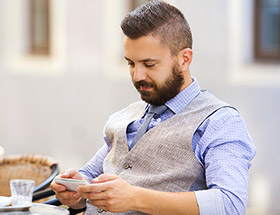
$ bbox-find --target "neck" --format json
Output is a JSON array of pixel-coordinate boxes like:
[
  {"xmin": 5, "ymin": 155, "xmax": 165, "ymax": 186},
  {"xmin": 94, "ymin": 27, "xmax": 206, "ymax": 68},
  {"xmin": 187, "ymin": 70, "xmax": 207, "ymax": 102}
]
[{"xmin": 180, "ymin": 75, "xmax": 193, "ymax": 92}]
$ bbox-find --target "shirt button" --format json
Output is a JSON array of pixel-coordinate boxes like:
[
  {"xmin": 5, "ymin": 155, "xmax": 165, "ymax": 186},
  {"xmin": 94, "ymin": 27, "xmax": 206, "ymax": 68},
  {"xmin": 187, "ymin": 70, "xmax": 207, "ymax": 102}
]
[{"xmin": 123, "ymin": 163, "xmax": 132, "ymax": 169}]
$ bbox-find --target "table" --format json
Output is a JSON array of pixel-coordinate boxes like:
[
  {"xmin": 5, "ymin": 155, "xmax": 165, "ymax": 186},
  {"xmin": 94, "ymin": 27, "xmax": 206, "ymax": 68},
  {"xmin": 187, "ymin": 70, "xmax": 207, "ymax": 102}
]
[{"xmin": 0, "ymin": 203, "xmax": 69, "ymax": 215}]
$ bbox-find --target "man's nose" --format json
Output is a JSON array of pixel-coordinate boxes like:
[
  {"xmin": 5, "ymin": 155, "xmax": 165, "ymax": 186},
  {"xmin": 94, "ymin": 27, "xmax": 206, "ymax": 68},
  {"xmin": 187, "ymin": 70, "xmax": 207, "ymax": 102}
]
[{"xmin": 133, "ymin": 65, "xmax": 147, "ymax": 82}]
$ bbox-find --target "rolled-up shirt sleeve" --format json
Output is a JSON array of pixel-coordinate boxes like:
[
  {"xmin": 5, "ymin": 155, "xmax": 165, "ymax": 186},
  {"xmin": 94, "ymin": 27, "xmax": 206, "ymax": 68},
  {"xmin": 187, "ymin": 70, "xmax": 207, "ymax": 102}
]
[{"xmin": 195, "ymin": 189, "xmax": 225, "ymax": 215}]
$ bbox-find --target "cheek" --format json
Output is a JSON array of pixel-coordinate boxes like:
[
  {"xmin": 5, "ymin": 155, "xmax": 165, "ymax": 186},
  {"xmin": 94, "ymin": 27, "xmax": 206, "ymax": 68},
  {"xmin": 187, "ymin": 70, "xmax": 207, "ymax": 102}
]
[{"xmin": 152, "ymin": 68, "xmax": 170, "ymax": 84}]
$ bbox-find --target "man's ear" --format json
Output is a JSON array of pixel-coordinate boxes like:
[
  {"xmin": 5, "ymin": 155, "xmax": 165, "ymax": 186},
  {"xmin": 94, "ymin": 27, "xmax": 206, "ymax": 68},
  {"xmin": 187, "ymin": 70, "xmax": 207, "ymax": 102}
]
[{"xmin": 178, "ymin": 48, "xmax": 193, "ymax": 71}]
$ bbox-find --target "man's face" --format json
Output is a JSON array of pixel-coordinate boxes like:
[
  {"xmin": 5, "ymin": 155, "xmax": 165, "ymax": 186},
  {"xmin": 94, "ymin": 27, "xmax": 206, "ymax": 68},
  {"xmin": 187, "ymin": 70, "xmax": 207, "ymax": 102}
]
[{"xmin": 124, "ymin": 36, "xmax": 186, "ymax": 105}]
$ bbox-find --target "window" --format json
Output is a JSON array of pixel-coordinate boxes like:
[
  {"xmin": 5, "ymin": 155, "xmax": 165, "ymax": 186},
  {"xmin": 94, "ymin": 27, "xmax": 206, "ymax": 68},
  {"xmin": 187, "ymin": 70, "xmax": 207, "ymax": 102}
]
[
  {"xmin": 29, "ymin": 0, "xmax": 50, "ymax": 55},
  {"xmin": 254, "ymin": 0, "xmax": 280, "ymax": 61},
  {"xmin": 3, "ymin": 0, "xmax": 66, "ymax": 75}
]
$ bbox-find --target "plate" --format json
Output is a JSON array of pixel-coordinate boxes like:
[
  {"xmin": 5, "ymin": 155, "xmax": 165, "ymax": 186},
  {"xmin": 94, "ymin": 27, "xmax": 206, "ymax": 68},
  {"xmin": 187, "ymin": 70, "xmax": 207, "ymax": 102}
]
[
  {"xmin": 0, "ymin": 204, "xmax": 32, "ymax": 212},
  {"xmin": 0, "ymin": 196, "xmax": 12, "ymax": 207}
]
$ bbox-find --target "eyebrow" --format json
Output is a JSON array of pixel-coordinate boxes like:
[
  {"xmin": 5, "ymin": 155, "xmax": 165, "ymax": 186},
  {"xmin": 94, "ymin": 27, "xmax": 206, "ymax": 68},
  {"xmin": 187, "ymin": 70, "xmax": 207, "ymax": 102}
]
[{"xmin": 124, "ymin": 56, "xmax": 160, "ymax": 63}]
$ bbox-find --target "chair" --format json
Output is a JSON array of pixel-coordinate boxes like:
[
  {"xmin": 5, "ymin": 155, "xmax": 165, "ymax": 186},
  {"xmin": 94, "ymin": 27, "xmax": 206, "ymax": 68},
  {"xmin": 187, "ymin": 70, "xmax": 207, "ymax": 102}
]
[
  {"xmin": 0, "ymin": 153, "xmax": 59, "ymax": 201},
  {"xmin": 0, "ymin": 154, "xmax": 84, "ymax": 214}
]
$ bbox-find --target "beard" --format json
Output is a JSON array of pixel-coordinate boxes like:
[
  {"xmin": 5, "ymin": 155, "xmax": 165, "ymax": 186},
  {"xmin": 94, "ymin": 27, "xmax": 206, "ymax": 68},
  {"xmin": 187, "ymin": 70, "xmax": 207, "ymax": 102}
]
[{"xmin": 133, "ymin": 63, "xmax": 185, "ymax": 105}]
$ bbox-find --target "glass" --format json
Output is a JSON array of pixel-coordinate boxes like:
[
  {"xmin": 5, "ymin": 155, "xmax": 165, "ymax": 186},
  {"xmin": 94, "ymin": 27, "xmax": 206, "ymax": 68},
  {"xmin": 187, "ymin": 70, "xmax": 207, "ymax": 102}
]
[{"xmin": 10, "ymin": 179, "xmax": 35, "ymax": 207}]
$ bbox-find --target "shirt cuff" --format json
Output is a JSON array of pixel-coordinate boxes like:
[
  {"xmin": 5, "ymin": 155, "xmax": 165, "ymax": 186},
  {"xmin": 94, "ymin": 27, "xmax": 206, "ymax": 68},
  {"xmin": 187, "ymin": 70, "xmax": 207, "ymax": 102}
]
[{"xmin": 195, "ymin": 189, "xmax": 225, "ymax": 215}]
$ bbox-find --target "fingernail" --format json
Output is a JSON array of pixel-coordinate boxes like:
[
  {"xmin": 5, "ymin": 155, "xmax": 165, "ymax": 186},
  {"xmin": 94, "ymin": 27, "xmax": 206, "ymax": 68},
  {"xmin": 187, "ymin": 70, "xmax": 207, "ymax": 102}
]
[
  {"xmin": 74, "ymin": 193, "xmax": 79, "ymax": 199},
  {"xmin": 92, "ymin": 178, "xmax": 98, "ymax": 182}
]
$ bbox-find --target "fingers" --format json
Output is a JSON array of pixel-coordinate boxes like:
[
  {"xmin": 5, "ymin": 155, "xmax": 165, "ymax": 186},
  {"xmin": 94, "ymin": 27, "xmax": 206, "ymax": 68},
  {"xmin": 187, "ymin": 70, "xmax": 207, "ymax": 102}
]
[
  {"xmin": 75, "ymin": 175, "xmax": 133, "ymax": 213},
  {"xmin": 51, "ymin": 168, "xmax": 81, "ymax": 192},
  {"xmin": 78, "ymin": 178, "xmax": 117, "ymax": 194},
  {"xmin": 77, "ymin": 183, "xmax": 104, "ymax": 197},
  {"xmin": 50, "ymin": 179, "xmax": 81, "ymax": 206},
  {"xmin": 60, "ymin": 168, "xmax": 82, "ymax": 179},
  {"xmin": 50, "ymin": 168, "xmax": 83, "ymax": 206},
  {"xmin": 50, "ymin": 179, "xmax": 66, "ymax": 192},
  {"xmin": 51, "ymin": 175, "xmax": 67, "ymax": 193},
  {"xmin": 56, "ymin": 191, "xmax": 81, "ymax": 206},
  {"xmin": 51, "ymin": 177, "xmax": 82, "ymax": 206},
  {"xmin": 78, "ymin": 184, "xmax": 116, "ymax": 211},
  {"xmin": 92, "ymin": 174, "xmax": 119, "ymax": 183},
  {"xmin": 88, "ymin": 199, "xmax": 110, "ymax": 211},
  {"xmin": 77, "ymin": 178, "xmax": 116, "ymax": 202}
]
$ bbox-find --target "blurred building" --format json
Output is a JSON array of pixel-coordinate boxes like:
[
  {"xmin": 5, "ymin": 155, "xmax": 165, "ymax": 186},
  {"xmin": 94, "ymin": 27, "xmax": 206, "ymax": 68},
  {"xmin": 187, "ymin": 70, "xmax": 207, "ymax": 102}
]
[{"xmin": 0, "ymin": 0, "xmax": 279, "ymax": 214}]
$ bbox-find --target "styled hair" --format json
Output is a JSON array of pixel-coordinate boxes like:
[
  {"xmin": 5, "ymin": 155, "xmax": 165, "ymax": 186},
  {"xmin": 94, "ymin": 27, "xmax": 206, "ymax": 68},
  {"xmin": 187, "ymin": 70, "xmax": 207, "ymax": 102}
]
[{"xmin": 121, "ymin": 0, "xmax": 192, "ymax": 56}]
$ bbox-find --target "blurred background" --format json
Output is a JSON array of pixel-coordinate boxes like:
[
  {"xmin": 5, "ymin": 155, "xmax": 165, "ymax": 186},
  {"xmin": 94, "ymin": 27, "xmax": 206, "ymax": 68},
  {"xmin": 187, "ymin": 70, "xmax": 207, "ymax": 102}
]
[{"xmin": 0, "ymin": 0, "xmax": 279, "ymax": 214}]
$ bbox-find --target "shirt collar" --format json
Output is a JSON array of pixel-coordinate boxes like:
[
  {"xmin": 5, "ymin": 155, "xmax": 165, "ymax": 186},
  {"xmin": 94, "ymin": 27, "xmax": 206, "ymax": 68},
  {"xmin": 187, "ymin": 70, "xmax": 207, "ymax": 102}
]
[
  {"xmin": 144, "ymin": 77, "xmax": 201, "ymax": 115},
  {"xmin": 165, "ymin": 77, "xmax": 201, "ymax": 114}
]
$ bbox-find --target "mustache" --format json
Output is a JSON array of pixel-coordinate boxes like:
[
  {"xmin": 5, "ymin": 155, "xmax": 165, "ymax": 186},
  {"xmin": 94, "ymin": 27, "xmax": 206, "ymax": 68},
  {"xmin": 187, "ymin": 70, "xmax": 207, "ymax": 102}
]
[{"xmin": 134, "ymin": 80, "xmax": 156, "ymax": 89}]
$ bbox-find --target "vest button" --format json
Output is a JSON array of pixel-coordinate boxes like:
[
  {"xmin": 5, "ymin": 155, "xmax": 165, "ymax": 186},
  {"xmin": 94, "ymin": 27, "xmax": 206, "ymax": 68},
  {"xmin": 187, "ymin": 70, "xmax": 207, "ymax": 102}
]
[
  {"xmin": 97, "ymin": 208, "xmax": 105, "ymax": 213},
  {"xmin": 123, "ymin": 163, "xmax": 132, "ymax": 169}
]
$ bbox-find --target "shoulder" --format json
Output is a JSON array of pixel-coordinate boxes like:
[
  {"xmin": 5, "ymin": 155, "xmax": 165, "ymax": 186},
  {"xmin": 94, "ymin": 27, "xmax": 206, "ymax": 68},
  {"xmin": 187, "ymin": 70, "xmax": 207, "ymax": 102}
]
[
  {"xmin": 197, "ymin": 106, "xmax": 254, "ymax": 149},
  {"xmin": 192, "ymin": 105, "xmax": 246, "ymax": 150},
  {"xmin": 194, "ymin": 90, "xmax": 240, "ymax": 123},
  {"xmin": 194, "ymin": 106, "xmax": 255, "ymax": 164},
  {"xmin": 200, "ymin": 106, "xmax": 243, "ymax": 132},
  {"xmin": 186, "ymin": 90, "xmax": 232, "ymax": 114}
]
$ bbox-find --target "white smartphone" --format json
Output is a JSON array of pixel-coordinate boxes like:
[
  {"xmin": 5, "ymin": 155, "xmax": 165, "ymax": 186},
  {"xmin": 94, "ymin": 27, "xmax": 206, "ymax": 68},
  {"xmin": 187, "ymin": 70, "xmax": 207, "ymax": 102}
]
[{"xmin": 55, "ymin": 177, "xmax": 89, "ymax": 192}]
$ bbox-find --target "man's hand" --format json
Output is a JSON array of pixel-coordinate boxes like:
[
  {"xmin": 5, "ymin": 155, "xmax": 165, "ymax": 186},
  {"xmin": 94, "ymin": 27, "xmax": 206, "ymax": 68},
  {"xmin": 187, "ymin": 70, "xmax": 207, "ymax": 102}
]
[
  {"xmin": 53, "ymin": 172, "xmax": 199, "ymax": 214},
  {"xmin": 77, "ymin": 174, "xmax": 137, "ymax": 213},
  {"xmin": 77, "ymin": 174, "xmax": 199, "ymax": 215},
  {"xmin": 50, "ymin": 168, "xmax": 85, "ymax": 207}
]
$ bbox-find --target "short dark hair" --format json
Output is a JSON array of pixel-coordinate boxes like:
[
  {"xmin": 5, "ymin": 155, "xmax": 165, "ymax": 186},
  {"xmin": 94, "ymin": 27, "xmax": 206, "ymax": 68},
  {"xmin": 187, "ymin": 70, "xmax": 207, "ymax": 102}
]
[{"xmin": 121, "ymin": 0, "xmax": 192, "ymax": 56}]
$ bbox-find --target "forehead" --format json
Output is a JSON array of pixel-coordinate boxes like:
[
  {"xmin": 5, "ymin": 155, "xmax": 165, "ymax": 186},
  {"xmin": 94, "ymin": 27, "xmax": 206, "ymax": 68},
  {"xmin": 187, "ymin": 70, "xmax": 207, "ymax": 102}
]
[{"xmin": 124, "ymin": 35, "xmax": 172, "ymax": 61}]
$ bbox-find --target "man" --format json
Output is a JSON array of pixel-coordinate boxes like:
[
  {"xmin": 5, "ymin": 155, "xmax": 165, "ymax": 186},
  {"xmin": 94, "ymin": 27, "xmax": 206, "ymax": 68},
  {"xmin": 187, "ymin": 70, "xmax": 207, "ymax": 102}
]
[{"xmin": 51, "ymin": 1, "xmax": 256, "ymax": 214}]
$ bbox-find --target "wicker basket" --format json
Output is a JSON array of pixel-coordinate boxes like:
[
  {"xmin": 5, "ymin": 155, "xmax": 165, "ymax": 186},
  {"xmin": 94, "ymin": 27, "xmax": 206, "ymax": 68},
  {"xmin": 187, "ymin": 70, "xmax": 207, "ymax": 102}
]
[{"xmin": 0, "ymin": 154, "xmax": 58, "ymax": 197}]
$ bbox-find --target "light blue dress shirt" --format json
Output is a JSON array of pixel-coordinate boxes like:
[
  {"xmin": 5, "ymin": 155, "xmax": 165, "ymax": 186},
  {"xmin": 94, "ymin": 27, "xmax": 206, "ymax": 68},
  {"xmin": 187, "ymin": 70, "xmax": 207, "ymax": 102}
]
[{"xmin": 79, "ymin": 78, "xmax": 256, "ymax": 215}]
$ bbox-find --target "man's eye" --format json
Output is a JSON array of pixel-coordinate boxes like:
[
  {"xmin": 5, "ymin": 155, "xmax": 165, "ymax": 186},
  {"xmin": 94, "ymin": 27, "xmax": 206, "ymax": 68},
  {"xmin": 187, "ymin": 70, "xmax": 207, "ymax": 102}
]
[
  {"xmin": 144, "ymin": 64, "xmax": 155, "ymax": 68},
  {"xmin": 127, "ymin": 62, "xmax": 135, "ymax": 67}
]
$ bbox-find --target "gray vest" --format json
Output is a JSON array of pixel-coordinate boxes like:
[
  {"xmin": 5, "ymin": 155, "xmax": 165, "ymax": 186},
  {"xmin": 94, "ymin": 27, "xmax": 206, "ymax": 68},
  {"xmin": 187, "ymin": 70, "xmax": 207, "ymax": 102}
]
[{"xmin": 85, "ymin": 90, "xmax": 230, "ymax": 215}]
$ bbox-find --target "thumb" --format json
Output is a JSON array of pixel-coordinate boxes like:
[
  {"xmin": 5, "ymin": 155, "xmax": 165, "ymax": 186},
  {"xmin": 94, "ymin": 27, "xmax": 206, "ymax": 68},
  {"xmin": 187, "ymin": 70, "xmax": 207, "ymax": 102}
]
[
  {"xmin": 92, "ymin": 174, "xmax": 119, "ymax": 183},
  {"xmin": 61, "ymin": 168, "xmax": 81, "ymax": 179}
]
